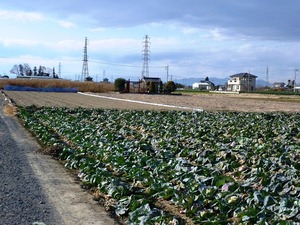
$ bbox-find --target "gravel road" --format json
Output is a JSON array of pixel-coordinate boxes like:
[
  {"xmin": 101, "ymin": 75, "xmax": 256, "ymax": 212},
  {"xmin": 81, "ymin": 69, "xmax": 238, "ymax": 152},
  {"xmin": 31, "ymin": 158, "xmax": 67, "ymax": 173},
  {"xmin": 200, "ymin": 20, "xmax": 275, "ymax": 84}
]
[
  {"xmin": 0, "ymin": 95, "xmax": 118, "ymax": 225},
  {"xmin": 0, "ymin": 100, "xmax": 63, "ymax": 224}
]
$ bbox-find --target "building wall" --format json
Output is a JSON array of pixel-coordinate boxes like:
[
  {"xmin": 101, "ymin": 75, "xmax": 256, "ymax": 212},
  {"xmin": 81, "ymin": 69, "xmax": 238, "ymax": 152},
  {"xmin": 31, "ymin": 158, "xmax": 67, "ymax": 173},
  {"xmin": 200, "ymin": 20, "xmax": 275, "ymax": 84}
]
[
  {"xmin": 192, "ymin": 82, "xmax": 212, "ymax": 90},
  {"xmin": 227, "ymin": 76, "xmax": 256, "ymax": 92},
  {"xmin": 140, "ymin": 81, "xmax": 160, "ymax": 93}
]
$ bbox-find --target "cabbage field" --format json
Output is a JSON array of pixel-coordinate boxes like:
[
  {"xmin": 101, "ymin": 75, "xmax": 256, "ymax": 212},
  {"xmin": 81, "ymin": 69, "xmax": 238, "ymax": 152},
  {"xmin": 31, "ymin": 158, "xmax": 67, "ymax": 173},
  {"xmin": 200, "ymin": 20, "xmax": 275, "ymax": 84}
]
[{"xmin": 18, "ymin": 106, "xmax": 300, "ymax": 224}]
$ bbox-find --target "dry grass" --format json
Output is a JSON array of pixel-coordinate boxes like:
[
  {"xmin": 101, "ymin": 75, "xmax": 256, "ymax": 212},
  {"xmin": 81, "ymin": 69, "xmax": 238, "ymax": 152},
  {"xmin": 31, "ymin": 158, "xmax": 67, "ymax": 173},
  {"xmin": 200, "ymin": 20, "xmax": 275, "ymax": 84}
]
[
  {"xmin": 0, "ymin": 79, "xmax": 115, "ymax": 93},
  {"xmin": 3, "ymin": 104, "xmax": 18, "ymax": 116}
]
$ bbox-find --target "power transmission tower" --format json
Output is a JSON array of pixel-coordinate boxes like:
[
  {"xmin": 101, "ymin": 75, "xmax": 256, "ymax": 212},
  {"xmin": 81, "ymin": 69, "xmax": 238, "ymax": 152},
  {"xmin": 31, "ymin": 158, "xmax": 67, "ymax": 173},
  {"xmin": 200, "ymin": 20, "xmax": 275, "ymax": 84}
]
[
  {"xmin": 81, "ymin": 37, "xmax": 89, "ymax": 81},
  {"xmin": 141, "ymin": 35, "xmax": 151, "ymax": 78}
]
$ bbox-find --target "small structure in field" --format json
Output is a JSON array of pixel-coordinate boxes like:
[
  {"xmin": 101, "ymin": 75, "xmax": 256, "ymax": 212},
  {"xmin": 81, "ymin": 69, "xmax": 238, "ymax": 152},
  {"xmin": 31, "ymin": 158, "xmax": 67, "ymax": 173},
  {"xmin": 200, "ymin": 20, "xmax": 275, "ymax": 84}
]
[
  {"xmin": 192, "ymin": 77, "xmax": 215, "ymax": 90},
  {"xmin": 140, "ymin": 77, "xmax": 162, "ymax": 93},
  {"xmin": 273, "ymin": 82, "xmax": 285, "ymax": 88},
  {"xmin": 85, "ymin": 76, "xmax": 93, "ymax": 82},
  {"xmin": 227, "ymin": 73, "xmax": 257, "ymax": 92}
]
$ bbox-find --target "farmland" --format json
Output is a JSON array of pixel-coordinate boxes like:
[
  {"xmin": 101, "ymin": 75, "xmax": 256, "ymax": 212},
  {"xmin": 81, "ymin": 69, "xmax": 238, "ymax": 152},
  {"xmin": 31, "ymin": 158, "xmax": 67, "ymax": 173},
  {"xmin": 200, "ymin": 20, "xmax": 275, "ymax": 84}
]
[
  {"xmin": 2, "ymin": 90, "xmax": 300, "ymax": 224},
  {"xmin": 3, "ymin": 91, "xmax": 300, "ymax": 112},
  {"xmin": 16, "ymin": 107, "xmax": 300, "ymax": 224}
]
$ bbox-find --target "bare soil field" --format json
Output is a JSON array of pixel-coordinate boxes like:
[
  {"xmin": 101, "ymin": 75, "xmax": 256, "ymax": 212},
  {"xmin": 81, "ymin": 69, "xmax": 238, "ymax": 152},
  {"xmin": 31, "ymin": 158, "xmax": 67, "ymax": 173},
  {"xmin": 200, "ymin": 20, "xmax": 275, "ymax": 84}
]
[{"xmin": 3, "ymin": 90, "xmax": 300, "ymax": 112}]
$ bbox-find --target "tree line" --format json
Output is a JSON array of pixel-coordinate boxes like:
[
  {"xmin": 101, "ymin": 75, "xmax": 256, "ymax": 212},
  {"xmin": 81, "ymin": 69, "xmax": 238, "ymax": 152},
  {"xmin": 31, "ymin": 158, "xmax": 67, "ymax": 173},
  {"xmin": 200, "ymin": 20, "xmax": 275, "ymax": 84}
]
[{"xmin": 10, "ymin": 64, "xmax": 59, "ymax": 78}]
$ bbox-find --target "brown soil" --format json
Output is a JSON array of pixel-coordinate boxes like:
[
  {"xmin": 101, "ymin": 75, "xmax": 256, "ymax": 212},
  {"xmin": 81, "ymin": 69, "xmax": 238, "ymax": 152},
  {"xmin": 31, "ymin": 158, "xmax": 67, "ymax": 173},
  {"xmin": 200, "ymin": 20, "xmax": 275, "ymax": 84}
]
[{"xmin": 3, "ymin": 91, "xmax": 300, "ymax": 112}]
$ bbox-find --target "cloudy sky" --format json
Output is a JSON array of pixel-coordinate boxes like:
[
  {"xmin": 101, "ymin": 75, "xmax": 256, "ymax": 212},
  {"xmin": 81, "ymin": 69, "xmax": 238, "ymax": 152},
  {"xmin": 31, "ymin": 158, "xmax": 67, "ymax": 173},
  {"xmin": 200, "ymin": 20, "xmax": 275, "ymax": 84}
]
[{"xmin": 0, "ymin": 0, "xmax": 299, "ymax": 83}]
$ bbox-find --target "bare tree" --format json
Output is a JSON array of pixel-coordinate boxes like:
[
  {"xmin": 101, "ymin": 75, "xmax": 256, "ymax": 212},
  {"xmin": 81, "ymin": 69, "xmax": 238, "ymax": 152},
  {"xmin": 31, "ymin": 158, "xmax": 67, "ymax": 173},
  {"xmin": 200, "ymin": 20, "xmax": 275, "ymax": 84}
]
[
  {"xmin": 38, "ymin": 65, "xmax": 47, "ymax": 76},
  {"xmin": 23, "ymin": 63, "xmax": 32, "ymax": 76},
  {"xmin": 19, "ymin": 64, "xmax": 24, "ymax": 76},
  {"xmin": 45, "ymin": 67, "xmax": 52, "ymax": 76},
  {"xmin": 10, "ymin": 64, "xmax": 20, "ymax": 76},
  {"xmin": 11, "ymin": 63, "xmax": 53, "ymax": 77},
  {"xmin": 33, "ymin": 66, "xmax": 37, "ymax": 76},
  {"xmin": 52, "ymin": 67, "xmax": 56, "ymax": 78}
]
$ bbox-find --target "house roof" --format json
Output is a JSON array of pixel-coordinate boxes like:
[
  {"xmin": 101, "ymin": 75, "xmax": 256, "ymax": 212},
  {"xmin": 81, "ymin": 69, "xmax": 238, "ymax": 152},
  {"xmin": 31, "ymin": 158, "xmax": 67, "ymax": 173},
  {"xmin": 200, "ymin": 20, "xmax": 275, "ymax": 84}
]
[
  {"xmin": 193, "ymin": 82, "xmax": 211, "ymax": 86},
  {"xmin": 142, "ymin": 77, "xmax": 161, "ymax": 82},
  {"xmin": 230, "ymin": 73, "xmax": 257, "ymax": 78}
]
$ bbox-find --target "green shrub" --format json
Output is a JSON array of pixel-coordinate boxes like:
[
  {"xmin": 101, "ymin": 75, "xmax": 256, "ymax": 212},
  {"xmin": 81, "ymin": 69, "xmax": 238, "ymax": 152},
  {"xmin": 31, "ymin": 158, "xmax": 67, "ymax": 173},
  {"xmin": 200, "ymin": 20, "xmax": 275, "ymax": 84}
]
[
  {"xmin": 114, "ymin": 78, "xmax": 126, "ymax": 92},
  {"xmin": 165, "ymin": 81, "xmax": 176, "ymax": 93},
  {"xmin": 149, "ymin": 82, "xmax": 155, "ymax": 93}
]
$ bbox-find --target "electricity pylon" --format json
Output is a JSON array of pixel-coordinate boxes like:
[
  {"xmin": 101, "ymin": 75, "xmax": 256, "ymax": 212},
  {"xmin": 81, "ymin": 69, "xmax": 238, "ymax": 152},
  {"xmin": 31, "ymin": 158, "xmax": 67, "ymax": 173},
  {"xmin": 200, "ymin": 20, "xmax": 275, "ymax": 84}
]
[
  {"xmin": 81, "ymin": 37, "xmax": 89, "ymax": 81},
  {"xmin": 141, "ymin": 35, "xmax": 150, "ymax": 78}
]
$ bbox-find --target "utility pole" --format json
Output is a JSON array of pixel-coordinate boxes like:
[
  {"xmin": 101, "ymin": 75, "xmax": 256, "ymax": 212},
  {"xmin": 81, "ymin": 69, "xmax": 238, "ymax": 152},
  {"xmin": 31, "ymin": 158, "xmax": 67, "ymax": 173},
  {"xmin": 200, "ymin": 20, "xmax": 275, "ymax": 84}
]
[
  {"xmin": 141, "ymin": 35, "xmax": 150, "ymax": 78},
  {"xmin": 266, "ymin": 66, "xmax": 269, "ymax": 86},
  {"xmin": 247, "ymin": 71, "xmax": 250, "ymax": 92},
  {"xmin": 58, "ymin": 62, "xmax": 61, "ymax": 78},
  {"xmin": 81, "ymin": 37, "xmax": 89, "ymax": 81},
  {"xmin": 294, "ymin": 68, "xmax": 299, "ymax": 92},
  {"xmin": 165, "ymin": 65, "xmax": 169, "ymax": 82}
]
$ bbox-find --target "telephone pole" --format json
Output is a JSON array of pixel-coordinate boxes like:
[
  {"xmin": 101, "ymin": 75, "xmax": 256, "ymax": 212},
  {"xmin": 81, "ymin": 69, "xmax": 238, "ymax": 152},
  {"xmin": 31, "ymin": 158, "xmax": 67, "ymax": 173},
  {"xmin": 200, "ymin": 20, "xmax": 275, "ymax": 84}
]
[
  {"xmin": 165, "ymin": 65, "xmax": 169, "ymax": 82},
  {"xmin": 266, "ymin": 66, "xmax": 269, "ymax": 85},
  {"xmin": 294, "ymin": 68, "xmax": 299, "ymax": 92},
  {"xmin": 81, "ymin": 37, "xmax": 89, "ymax": 81},
  {"xmin": 58, "ymin": 62, "xmax": 61, "ymax": 78},
  {"xmin": 141, "ymin": 35, "xmax": 150, "ymax": 78}
]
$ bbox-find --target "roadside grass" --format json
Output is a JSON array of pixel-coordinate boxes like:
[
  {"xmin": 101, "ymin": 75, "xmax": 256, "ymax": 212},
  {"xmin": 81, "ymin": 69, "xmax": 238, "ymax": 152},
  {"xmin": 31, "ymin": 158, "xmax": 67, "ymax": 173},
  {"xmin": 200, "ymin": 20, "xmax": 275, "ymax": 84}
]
[
  {"xmin": 0, "ymin": 79, "xmax": 115, "ymax": 93},
  {"xmin": 3, "ymin": 104, "xmax": 18, "ymax": 116}
]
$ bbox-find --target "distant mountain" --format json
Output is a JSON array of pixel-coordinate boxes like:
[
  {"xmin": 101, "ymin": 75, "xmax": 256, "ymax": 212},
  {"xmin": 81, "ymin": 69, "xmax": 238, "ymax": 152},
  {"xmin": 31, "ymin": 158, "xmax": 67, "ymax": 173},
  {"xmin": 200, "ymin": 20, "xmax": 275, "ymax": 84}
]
[
  {"xmin": 173, "ymin": 77, "xmax": 272, "ymax": 87},
  {"xmin": 256, "ymin": 79, "xmax": 272, "ymax": 87},
  {"xmin": 173, "ymin": 77, "xmax": 227, "ymax": 86}
]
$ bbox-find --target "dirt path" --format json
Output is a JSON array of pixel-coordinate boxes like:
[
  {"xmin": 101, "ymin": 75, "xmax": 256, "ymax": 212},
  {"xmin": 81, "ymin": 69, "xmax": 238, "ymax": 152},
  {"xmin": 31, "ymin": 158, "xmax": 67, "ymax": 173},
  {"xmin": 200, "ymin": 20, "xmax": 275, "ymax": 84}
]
[{"xmin": 0, "ymin": 95, "xmax": 118, "ymax": 225}]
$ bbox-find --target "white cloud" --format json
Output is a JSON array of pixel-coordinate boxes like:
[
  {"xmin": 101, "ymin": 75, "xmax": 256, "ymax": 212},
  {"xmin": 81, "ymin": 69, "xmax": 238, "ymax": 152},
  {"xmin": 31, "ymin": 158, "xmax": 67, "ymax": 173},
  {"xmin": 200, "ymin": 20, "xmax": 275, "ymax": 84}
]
[
  {"xmin": 1, "ymin": 38, "xmax": 42, "ymax": 47},
  {"xmin": 0, "ymin": 9, "xmax": 44, "ymax": 22},
  {"xmin": 58, "ymin": 20, "xmax": 77, "ymax": 28},
  {"xmin": 89, "ymin": 27, "xmax": 107, "ymax": 32},
  {"xmin": 150, "ymin": 37, "xmax": 182, "ymax": 51},
  {"xmin": 208, "ymin": 28, "xmax": 229, "ymax": 41},
  {"xmin": 55, "ymin": 40, "xmax": 82, "ymax": 51},
  {"xmin": 181, "ymin": 26, "xmax": 200, "ymax": 35},
  {"xmin": 91, "ymin": 38, "xmax": 140, "ymax": 52}
]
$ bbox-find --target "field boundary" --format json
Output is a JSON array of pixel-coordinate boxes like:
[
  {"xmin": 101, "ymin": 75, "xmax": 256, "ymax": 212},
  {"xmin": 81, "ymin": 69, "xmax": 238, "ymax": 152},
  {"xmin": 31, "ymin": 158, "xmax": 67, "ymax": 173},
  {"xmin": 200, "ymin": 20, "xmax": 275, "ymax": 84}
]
[{"xmin": 79, "ymin": 92, "xmax": 204, "ymax": 111}]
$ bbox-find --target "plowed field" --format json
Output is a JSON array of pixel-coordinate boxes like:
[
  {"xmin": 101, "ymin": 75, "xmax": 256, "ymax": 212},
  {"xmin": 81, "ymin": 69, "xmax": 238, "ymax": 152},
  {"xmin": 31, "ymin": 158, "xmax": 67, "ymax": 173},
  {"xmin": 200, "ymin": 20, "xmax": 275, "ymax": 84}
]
[{"xmin": 3, "ymin": 90, "xmax": 300, "ymax": 112}]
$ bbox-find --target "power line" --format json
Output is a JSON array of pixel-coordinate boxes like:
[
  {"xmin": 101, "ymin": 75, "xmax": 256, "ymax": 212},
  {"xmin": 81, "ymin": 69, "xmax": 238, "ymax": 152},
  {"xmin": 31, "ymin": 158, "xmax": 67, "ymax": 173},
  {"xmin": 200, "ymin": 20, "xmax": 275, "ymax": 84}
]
[
  {"xmin": 0, "ymin": 56, "xmax": 165, "ymax": 69},
  {"xmin": 89, "ymin": 60, "xmax": 164, "ymax": 68}
]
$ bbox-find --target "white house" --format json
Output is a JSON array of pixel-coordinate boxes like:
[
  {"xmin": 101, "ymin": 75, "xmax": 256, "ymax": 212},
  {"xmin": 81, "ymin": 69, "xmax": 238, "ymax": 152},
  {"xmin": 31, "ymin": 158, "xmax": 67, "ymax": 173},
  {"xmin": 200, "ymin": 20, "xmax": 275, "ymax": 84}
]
[
  {"xmin": 273, "ymin": 82, "xmax": 285, "ymax": 88},
  {"xmin": 227, "ymin": 73, "xmax": 257, "ymax": 92},
  {"xmin": 294, "ymin": 85, "xmax": 300, "ymax": 92},
  {"xmin": 192, "ymin": 78, "xmax": 215, "ymax": 90}
]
